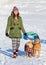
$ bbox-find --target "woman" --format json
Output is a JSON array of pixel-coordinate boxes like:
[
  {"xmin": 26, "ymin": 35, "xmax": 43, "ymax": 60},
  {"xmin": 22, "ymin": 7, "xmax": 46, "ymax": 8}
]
[{"xmin": 5, "ymin": 6, "xmax": 27, "ymax": 58}]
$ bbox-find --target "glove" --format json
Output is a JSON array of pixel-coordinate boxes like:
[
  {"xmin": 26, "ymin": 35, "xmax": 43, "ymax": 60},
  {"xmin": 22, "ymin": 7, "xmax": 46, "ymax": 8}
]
[
  {"xmin": 23, "ymin": 33, "xmax": 28, "ymax": 40},
  {"xmin": 6, "ymin": 33, "xmax": 9, "ymax": 36},
  {"xmin": 24, "ymin": 33, "xmax": 27, "ymax": 35}
]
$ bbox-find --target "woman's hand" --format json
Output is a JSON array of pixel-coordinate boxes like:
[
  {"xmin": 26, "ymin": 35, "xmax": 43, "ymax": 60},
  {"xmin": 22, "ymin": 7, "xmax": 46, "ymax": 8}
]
[
  {"xmin": 6, "ymin": 33, "xmax": 9, "ymax": 36},
  {"xmin": 24, "ymin": 33, "xmax": 27, "ymax": 36},
  {"xmin": 23, "ymin": 33, "xmax": 28, "ymax": 40}
]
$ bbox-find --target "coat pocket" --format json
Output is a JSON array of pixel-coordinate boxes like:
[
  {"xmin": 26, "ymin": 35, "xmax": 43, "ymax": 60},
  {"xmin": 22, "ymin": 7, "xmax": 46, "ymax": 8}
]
[
  {"xmin": 18, "ymin": 27, "xmax": 21, "ymax": 30},
  {"xmin": 10, "ymin": 27, "xmax": 14, "ymax": 30}
]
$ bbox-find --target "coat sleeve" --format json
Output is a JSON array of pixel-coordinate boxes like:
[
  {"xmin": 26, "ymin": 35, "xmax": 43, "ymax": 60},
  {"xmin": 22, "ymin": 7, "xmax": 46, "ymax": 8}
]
[
  {"xmin": 5, "ymin": 16, "xmax": 11, "ymax": 33},
  {"xmin": 20, "ymin": 17, "xmax": 26, "ymax": 34}
]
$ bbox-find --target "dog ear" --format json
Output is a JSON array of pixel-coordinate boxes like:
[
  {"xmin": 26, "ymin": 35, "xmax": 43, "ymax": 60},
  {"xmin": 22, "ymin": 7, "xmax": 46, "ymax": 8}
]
[{"xmin": 34, "ymin": 39, "xmax": 40, "ymax": 44}]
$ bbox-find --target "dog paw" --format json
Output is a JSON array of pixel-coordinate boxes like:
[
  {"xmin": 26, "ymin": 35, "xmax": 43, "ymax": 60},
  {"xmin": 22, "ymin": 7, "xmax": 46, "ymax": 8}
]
[
  {"xmin": 33, "ymin": 55, "xmax": 36, "ymax": 57},
  {"xmin": 37, "ymin": 55, "xmax": 40, "ymax": 58},
  {"xmin": 30, "ymin": 56, "xmax": 32, "ymax": 58},
  {"xmin": 25, "ymin": 56, "xmax": 28, "ymax": 58}
]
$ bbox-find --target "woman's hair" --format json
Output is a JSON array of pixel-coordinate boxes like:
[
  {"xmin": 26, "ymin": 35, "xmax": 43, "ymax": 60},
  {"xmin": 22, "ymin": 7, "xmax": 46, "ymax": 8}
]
[{"xmin": 12, "ymin": 11, "xmax": 19, "ymax": 18}]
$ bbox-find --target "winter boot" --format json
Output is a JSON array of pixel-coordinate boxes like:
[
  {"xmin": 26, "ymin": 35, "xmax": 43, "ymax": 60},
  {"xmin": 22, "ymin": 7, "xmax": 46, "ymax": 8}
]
[{"xmin": 13, "ymin": 49, "xmax": 18, "ymax": 58}]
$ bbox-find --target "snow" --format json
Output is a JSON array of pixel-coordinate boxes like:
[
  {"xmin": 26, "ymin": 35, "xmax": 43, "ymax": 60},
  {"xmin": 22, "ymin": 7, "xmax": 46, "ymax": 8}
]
[
  {"xmin": 0, "ymin": 0, "xmax": 46, "ymax": 65},
  {"xmin": 0, "ymin": 43, "xmax": 46, "ymax": 65}
]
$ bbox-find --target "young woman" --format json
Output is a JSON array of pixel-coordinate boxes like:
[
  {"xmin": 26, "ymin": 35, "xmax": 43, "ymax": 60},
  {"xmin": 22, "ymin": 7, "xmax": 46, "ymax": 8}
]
[{"xmin": 5, "ymin": 6, "xmax": 27, "ymax": 58}]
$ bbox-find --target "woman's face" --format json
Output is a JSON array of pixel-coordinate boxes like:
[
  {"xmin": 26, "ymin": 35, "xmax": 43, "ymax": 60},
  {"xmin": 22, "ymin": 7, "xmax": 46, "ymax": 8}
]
[{"xmin": 14, "ymin": 10, "xmax": 19, "ymax": 16}]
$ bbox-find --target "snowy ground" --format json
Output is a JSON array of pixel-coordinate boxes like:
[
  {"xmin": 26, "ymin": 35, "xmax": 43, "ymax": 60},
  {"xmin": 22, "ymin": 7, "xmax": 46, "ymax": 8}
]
[
  {"xmin": 0, "ymin": 0, "xmax": 46, "ymax": 65},
  {"xmin": 0, "ymin": 41, "xmax": 46, "ymax": 65}
]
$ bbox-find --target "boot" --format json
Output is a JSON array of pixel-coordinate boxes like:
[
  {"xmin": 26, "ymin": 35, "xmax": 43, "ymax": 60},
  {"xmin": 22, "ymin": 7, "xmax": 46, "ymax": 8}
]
[
  {"xmin": 13, "ymin": 52, "xmax": 17, "ymax": 58},
  {"xmin": 16, "ymin": 49, "xmax": 18, "ymax": 56},
  {"xmin": 13, "ymin": 49, "xmax": 18, "ymax": 58}
]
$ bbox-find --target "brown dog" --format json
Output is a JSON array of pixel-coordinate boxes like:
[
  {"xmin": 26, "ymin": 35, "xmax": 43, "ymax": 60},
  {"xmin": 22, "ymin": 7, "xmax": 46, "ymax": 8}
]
[
  {"xmin": 33, "ymin": 39, "xmax": 41, "ymax": 58},
  {"xmin": 24, "ymin": 41, "xmax": 33, "ymax": 58}
]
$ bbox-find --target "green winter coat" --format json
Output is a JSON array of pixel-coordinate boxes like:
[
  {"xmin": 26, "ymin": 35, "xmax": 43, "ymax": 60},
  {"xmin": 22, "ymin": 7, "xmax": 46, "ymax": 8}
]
[{"xmin": 6, "ymin": 12, "xmax": 26, "ymax": 38}]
